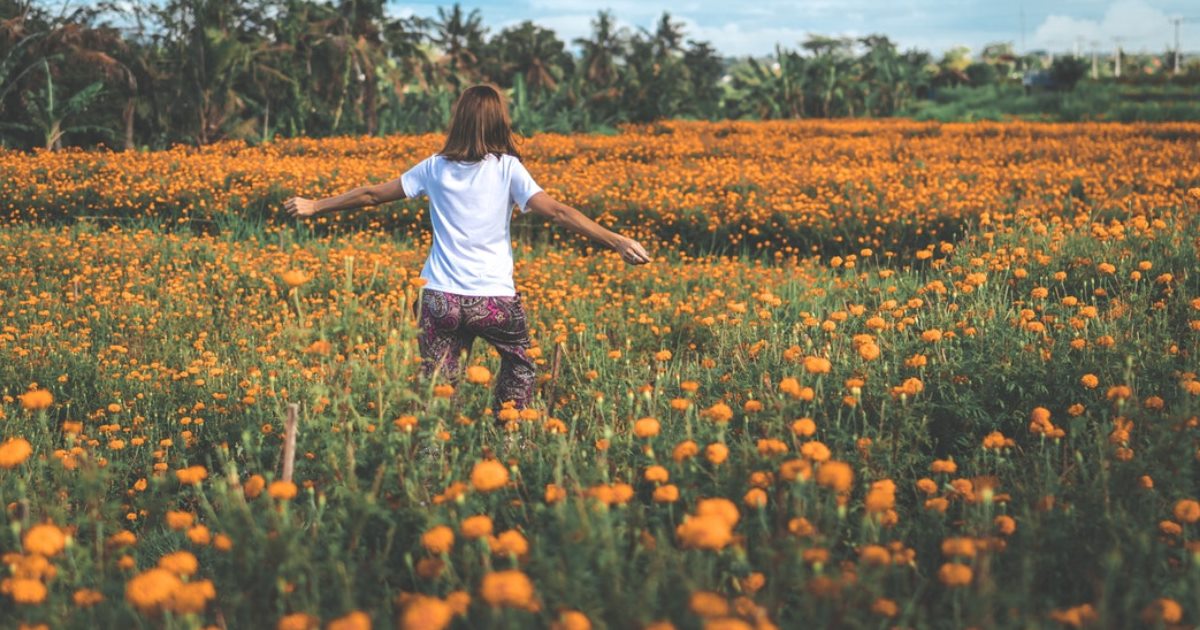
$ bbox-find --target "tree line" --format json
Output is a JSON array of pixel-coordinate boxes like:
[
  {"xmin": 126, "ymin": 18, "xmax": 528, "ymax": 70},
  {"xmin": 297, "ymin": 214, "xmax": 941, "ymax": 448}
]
[{"xmin": 0, "ymin": 0, "xmax": 1168, "ymax": 151}]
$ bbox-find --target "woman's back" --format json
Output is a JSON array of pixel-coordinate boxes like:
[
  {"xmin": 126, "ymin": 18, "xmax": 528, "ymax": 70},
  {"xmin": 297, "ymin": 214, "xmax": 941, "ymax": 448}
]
[{"xmin": 402, "ymin": 152, "xmax": 542, "ymax": 297}]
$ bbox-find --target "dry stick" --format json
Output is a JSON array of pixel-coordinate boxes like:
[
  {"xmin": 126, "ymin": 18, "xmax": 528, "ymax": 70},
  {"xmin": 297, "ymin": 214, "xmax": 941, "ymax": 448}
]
[{"xmin": 282, "ymin": 402, "xmax": 299, "ymax": 483}]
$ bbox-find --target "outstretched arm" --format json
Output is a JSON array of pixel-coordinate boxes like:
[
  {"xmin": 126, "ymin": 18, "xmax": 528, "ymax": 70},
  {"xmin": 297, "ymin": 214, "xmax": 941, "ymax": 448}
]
[
  {"xmin": 284, "ymin": 177, "xmax": 408, "ymax": 218},
  {"xmin": 525, "ymin": 191, "xmax": 651, "ymax": 265}
]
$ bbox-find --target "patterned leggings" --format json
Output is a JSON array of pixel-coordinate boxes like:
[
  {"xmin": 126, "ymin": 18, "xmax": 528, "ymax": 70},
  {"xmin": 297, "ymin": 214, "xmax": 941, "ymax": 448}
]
[{"xmin": 414, "ymin": 287, "xmax": 536, "ymax": 415}]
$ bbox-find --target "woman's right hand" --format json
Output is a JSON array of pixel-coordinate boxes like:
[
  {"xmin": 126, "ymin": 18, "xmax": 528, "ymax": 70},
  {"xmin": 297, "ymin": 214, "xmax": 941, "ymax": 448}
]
[{"xmin": 614, "ymin": 235, "xmax": 651, "ymax": 265}]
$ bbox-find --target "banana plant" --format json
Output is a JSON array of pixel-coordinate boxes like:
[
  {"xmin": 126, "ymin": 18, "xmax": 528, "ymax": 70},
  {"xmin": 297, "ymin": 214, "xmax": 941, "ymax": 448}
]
[{"xmin": 0, "ymin": 57, "xmax": 113, "ymax": 149}]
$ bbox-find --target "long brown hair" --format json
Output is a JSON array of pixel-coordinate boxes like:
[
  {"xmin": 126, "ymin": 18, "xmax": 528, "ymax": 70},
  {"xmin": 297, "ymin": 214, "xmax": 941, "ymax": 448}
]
[{"xmin": 438, "ymin": 84, "xmax": 522, "ymax": 162}]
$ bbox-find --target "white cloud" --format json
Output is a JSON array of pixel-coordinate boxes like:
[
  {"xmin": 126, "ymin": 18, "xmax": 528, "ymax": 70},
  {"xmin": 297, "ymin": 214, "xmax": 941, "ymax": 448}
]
[{"xmin": 1033, "ymin": 0, "xmax": 1174, "ymax": 52}]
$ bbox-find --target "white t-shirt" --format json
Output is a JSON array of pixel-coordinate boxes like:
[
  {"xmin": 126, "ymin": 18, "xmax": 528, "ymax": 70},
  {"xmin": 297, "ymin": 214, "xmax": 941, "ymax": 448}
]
[{"xmin": 401, "ymin": 152, "xmax": 543, "ymax": 296}]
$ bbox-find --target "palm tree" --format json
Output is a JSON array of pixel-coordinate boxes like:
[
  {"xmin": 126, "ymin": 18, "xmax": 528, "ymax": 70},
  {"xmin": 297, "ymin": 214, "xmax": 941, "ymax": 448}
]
[
  {"xmin": 574, "ymin": 10, "xmax": 623, "ymax": 87},
  {"xmin": 730, "ymin": 45, "xmax": 806, "ymax": 119},
  {"xmin": 484, "ymin": 21, "xmax": 570, "ymax": 95},
  {"xmin": 682, "ymin": 39, "xmax": 724, "ymax": 119},
  {"xmin": 432, "ymin": 3, "xmax": 487, "ymax": 90}
]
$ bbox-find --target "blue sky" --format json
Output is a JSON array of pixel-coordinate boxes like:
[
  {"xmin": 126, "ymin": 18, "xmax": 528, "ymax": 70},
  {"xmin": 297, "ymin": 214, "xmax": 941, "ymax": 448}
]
[{"xmin": 387, "ymin": 0, "xmax": 1198, "ymax": 57}]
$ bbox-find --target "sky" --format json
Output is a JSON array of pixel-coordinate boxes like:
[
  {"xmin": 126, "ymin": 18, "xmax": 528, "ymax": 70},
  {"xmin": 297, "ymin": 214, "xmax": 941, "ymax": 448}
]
[{"xmin": 386, "ymin": 0, "xmax": 1199, "ymax": 57}]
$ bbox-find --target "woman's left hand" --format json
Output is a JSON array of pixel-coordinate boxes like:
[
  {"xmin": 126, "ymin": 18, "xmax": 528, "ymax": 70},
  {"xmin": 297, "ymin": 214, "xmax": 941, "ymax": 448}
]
[{"xmin": 284, "ymin": 197, "xmax": 318, "ymax": 218}]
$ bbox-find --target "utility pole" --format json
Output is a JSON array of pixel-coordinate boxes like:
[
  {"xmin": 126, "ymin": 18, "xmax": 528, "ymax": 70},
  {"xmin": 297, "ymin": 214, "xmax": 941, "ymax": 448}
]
[
  {"xmin": 1090, "ymin": 40, "xmax": 1100, "ymax": 79},
  {"xmin": 1171, "ymin": 17, "xmax": 1198, "ymax": 75},
  {"xmin": 1112, "ymin": 37, "xmax": 1124, "ymax": 78}
]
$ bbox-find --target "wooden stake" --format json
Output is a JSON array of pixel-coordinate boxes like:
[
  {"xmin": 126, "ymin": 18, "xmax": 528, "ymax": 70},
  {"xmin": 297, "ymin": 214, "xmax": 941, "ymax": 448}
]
[{"xmin": 282, "ymin": 403, "xmax": 299, "ymax": 483}]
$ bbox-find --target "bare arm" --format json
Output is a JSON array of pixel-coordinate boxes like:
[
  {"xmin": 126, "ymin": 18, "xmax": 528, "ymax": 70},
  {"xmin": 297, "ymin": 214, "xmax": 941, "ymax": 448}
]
[
  {"xmin": 284, "ymin": 177, "xmax": 407, "ymax": 218},
  {"xmin": 525, "ymin": 191, "xmax": 651, "ymax": 265}
]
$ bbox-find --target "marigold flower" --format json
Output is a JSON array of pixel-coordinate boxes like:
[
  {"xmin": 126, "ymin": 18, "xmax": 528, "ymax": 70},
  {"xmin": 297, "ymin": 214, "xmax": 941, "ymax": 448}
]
[
  {"xmin": 166, "ymin": 510, "xmax": 194, "ymax": 531},
  {"xmin": 673, "ymin": 440, "xmax": 699, "ymax": 462},
  {"xmin": 1173, "ymin": 499, "xmax": 1200, "ymax": 524},
  {"xmin": 690, "ymin": 591, "xmax": 730, "ymax": 617},
  {"xmin": 803, "ymin": 356, "xmax": 832, "ymax": 374},
  {"xmin": 816, "ymin": 460, "xmax": 853, "ymax": 493},
  {"xmin": 930, "ymin": 458, "xmax": 957, "ymax": 474},
  {"xmin": 466, "ymin": 365, "xmax": 492, "ymax": 385},
  {"xmin": 800, "ymin": 441, "xmax": 831, "ymax": 463},
  {"xmin": 548, "ymin": 610, "xmax": 590, "ymax": 630},
  {"xmin": 268, "ymin": 480, "xmax": 299, "ymax": 500},
  {"xmin": 701, "ymin": 402, "xmax": 734, "ymax": 423},
  {"xmin": 461, "ymin": 515, "xmax": 494, "ymax": 540},
  {"xmin": 697, "ymin": 498, "xmax": 740, "ymax": 528},
  {"xmin": 281, "ymin": 269, "xmax": 309, "ymax": 288},
  {"xmin": 166, "ymin": 579, "xmax": 216, "ymax": 614},
  {"xmin": 1141, "ymin": 598, "xmax": 1183, "ymax": 625},
  {"xmin": 653, "ymin": 484, "xmax": 680, "ymax": 503},
  {"xmin": 327, "ymin": 611, "xmax": 371, "ymax": 630},
  {"xmin": 488, "ymin": 530, "xmax": 529, "ymax": 557},
  {"xmin": 644, "ymin": 465, "xmax": 670, "ymax": 484},
  {"xmin": 675, "ymin": 514, "xmax": 733, "ymax": 550},
  {"xmin": 19, "ymin": 389, "xmax": 53, "ymax": 411},
  {"xmin": 125, "ymin": 567, "xmax": 183, "ymax": 612},
  {"xmin": 633, "ymin": 417, "xmax": 660, "ymax": 438},
  {"xmin": 244, "ymin": 474, "xmax": 266, "ymax": 499},
  {"xmin": 479, "ymin": 570, "xmax": 537, "ymax": 610},
  {"xmin": 158, "ymin": 550, "xmax": 198, "ymax": 577},
  {"xmin": 937, "ymin": 562, "xmax": 973, "ymax": 587},
  {"xmin": 471, "ymin": 459, "xmax": 510, "ymax": 492},
  {"xmin": 791, "ymin": 417, "xmax": 817, "ymax": 436},
  {"xmin": 704, "ymin": 443, "xmax": 729, "ymax": 465},
  {"xmin": 737, "ymin": 486, "xmax": 765, "ymax": 508},
  {"xmin": 73, "ymin": 588, "xmax": 105, "ymax": 607},
  {"xmin": 400, "ymin": 595, "xmax": 453, "ymax": 630},
  {"xmin": 175, "ymin": 465, "xmax": 208, "ymax": 485},
  {"xmin": 544, "ymin": 483, "xmax": 566, "ymax": 504},
  {"xmin": 23, "ymin": 523, "xmax": 66, "ymax": 557},
  {"xmin": 4, "ymin": 577, "xmax": 48, "ymax": 604},
  {"xmin": 277, "ymin": 613, "xmax": 321, "ymax": 630},
  {"xmin": 421, "ymin": 525, "xmax": 455, "ymax": 554},
  {"xmin": 0, "ymin": 438, "xmax": 33, "ymax": 468}
]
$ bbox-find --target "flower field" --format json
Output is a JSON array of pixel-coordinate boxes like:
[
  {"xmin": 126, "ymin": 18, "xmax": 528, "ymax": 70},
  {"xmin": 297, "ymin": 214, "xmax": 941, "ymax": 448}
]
[{"xmin": 2, "ymin": 121, "xmax": 1200, "ymax": 629}]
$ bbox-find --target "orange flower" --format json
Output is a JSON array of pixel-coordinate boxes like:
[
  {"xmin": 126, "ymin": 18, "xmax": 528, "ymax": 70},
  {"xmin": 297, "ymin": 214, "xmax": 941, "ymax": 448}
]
[
  {"xmin": 1173, "ymin": 499, "xmax": 1200, "ymax": 524},
  {"xmin": 4, "ymin": 577, "xmax": 48, "ymax": 604},
  {"xmin": 653, "ymin": 484, "xmax": 680, "ymax": 503},
  {"xmin": 244, "ymin": 474, "xmax": 266, "ymax": 499},
  {"xmin": 0, "ymin": 437, "xmax": 33, "ymax": 468},
  {"xmin": 488, "ymin": 530, "xmax": 529, "ymax": 558},
  {"xmin": 633, "ymin": 417, "xmax": 661, "ymax": 438},
  {"xmin": 466, "ymin": 365, "xmax": 492, "ymax": 385},
  {"xmin": 277, "ymin": 613, "xmax": 321, "ymax": 630},
  {"xmin": 816, "ymin": 460, "xmax": 853, "ymax": 494},
  {"xmin": 701, "ymin": 402, "xmax": 734, "ymax": 423},
  {"xmin": 644, "ymin": 465, "xmax": 670, "ymax": 484},
  {"xmin": 673, "ymin": 440, "xmax": 699, "ymax": 462},
  {"xmin": 471, "ymin": 460, "xmax": 510, "ymax": 492},
  {"xmin": 18, "ymin": 389, "xmax": 53, "ymax": 411},
  {"xmin": 479, "ymin": 570, "xmax": 537, "ymax": 610},
  {"xmin": 400, "ymin": 595, "xmax": 453, "ymax": 630},
  {"xmin": 158, "ymin": 550, "xmax": 198, "ymax": 577},
  {"xmin": 175, "ymin": 465, "xmax": 208, "ymax": 486},
  {"xmin": 281, "ymin": 269, "xmax": 309, "ymax": 288},
  {"xmin": 166, "ymin": 510, "xmax": 194, "ymax": 531},
  {"xmin": 125, "ymin": 568, "xmax": 183, "ymax": 612},
  {"xmin": 803, "ymin": 356, "xmax": 832, "ymax": 374},
  {"xmin": 460, "ymin": 515, "xmax": 494, "ymax": 540},
  {"xmin": 704, "ymin": 443, "xmax": 729, "ymax": 465},
  {"xmin": 268, "ymin": 480, "xmax": 299, "ymax": 500},
  {"xmin": 937, "ymin": 562, "xmax": 973, "ymax": 587},
  {"xmin": 22, "ymin": 523, "xmax": 67, "ymax": 557},
  {"xmin": 421, "ymin": 525, "xmax": 455, "ymax": 554}
]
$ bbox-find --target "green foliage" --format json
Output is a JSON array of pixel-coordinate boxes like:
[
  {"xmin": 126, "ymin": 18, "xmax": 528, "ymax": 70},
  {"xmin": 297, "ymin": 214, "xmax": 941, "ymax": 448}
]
[{"xmin": 5, "ymin": 2, "xmax": 1199, "ymax": 151}]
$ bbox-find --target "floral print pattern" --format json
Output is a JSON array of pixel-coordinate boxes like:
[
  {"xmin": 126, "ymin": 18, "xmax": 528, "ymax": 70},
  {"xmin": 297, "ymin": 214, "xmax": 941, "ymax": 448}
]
[{"xmin": 414, "ymin": 287, "xmax": 536, "ymax": 415}]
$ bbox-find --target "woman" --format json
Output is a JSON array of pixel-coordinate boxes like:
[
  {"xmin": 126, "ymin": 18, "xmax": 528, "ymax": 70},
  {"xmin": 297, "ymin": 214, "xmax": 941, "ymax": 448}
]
[{"xmin": 284, "ymin": 84, "xmax": 650, "ymax": 417}]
